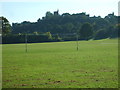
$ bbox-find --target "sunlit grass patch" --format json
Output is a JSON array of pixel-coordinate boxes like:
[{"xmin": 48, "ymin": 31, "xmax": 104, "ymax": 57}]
[{"xmin": 2, "ymin": 39, "xmax": 118, "ymax": 88}]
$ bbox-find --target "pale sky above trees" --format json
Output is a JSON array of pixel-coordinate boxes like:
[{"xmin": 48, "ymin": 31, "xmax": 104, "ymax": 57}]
[{"xmin": 0, "ymin": 0, "xmax": 118, "ymax": 24}]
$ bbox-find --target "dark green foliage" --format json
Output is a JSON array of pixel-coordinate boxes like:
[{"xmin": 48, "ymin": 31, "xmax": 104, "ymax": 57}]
[
  {"xmin": 2, "ymin": 34, "xmax": 25, "ymax": 44},
  {"xmin": 2, "ymin": 33, "xmax": 61, "ymax": 44},
  {"xmin": 0, "ymin": 16, "xmax": 11, "ymax": 35},
  {"xmin": 79, "ymin": 22, "xmax": 93, "ymax": 40},
  {"xmin": 53, "ymin": 34, "xmax": 62, "ymax": 41},
  {"xmin": 94, "ymin": 25, "xmax": 118, "ymax": 40},
  {"xmin": 11, "ymin": 12, "xmax": 118, "ymax": 38},
  {"xmin": 94, "ymin": 29, "xmax": 109, "ymax": 40},
  {"xmin": 116, "ymin": 24, "xmax": 120, "ymax": 37},
  {"xmin": 1, "ymin": 12, "xmax": 119, "ymax": 43}
]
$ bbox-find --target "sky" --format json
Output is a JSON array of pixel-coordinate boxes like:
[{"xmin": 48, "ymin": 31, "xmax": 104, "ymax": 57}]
[{"xmin": 0, "ymin": 0, "xmax": 119, "ymax": 24}]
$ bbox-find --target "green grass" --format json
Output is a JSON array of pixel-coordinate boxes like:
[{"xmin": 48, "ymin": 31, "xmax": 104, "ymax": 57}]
[{"xmin": 2, "ymin": 39, "xmax": 118, "ymax": 88}]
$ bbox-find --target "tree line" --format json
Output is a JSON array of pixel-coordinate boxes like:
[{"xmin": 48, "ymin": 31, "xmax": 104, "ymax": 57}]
[{"xmin": 1, "ymin": 11, "xmax": 119, "ymax": 44}]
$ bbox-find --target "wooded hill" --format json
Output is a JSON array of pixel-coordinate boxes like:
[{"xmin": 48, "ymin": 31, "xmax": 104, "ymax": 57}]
[{"xmin": 1, "ymin": 11, "xmax": 119, "ymax": 43}]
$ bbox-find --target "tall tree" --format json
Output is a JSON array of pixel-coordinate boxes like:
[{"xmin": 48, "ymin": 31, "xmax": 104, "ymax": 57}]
[
  {"xmin": 0, "ymin": 17, "xmax": 11, "ymax": 35},
  {"xmin": 45, "ymin": 11, "xmax": 53, "ymax": 19},
  {"xmin": 79, "ymin": 22, "xmax": 93, "ymax": 40}
]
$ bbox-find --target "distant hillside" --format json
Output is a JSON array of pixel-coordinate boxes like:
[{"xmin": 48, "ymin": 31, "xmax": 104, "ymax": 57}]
[{"xmin": 1, "ymin": 11, "xmax": 119, "ymax": 44}]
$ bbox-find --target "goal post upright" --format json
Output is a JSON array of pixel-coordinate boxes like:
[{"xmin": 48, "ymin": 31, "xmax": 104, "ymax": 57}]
[
  {"xmin": 76, "ymin": 33, "xmax": 79, "ymax": 51},
  {"xmin": 25, "ymin": 33, "xmax": 28, "ymax": 53}
]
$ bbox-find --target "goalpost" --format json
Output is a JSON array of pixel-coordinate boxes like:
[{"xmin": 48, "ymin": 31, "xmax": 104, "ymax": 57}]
[
  {"xmin": 24, "ymin": 32, "xmax": 79, "ymax": 52},
  {"xmin": 58, "ymin": 33, "xmax": 79, "ymax": 51},
  {"xmin": 25, "ymin": 33, "xmax": 28, "ymax": 53},
  {"xmin": 76, "ymin": 33, "xmax": 79, "ymax": 51}
]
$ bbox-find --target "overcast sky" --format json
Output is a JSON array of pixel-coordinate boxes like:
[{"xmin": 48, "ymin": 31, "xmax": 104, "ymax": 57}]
[{"xmin": 0, "ymin": 0, "xmax": 119, "ymax": 24}]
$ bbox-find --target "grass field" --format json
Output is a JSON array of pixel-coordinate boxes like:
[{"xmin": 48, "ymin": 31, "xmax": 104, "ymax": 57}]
[{"xmin": 2, "ymin": 39, "xmax": 118, "ymax": 88}]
